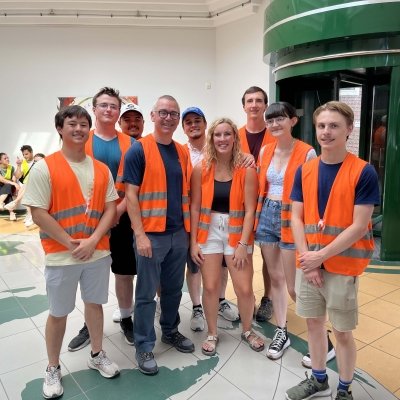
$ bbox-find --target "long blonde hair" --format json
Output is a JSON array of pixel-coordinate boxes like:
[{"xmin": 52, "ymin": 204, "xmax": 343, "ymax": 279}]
[{"xmin": 204, "ymin": 118, "xmax": 243, "ymax": 170}]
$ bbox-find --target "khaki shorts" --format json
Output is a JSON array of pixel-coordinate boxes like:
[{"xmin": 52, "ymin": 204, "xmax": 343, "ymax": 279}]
[
  {"xmin": 295, "ymin": 268, "xmax": 359, "ymax": 332},
  {"xmin": 45, "ymin": 255, "xmax": 111, "ymax": 317}
]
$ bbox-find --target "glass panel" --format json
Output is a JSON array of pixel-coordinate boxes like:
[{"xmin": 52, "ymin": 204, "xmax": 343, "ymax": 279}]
[{"xmin": 370, "ymin": 84, "xmax": 389, "ymax": 213}]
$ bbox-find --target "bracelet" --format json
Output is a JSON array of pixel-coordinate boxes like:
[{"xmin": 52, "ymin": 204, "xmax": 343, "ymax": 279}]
[{"xmin": 238, "ymin": 241, "xmax": 248, "ymax": 247}]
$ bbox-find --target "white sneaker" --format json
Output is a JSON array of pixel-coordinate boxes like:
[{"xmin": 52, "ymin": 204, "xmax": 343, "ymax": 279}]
[
  {"xmin": 42, "ymin": 365, "xmax": 63, "ymax": 399},
  {"xmin": 155, "ymin": 296, "xmax": 161, "ymax": 314},
  {"xmin": 218, "ymin": 300, "xmax": 239, "ymax": 321},
  {"xmin": 87, "ymin": 350, "xmax": 120, "ymax": 378},
  {"xmin": 24, "ymin": 215, "xmax": 34, "ymax": 227},
  {"xmin": 190, "ymin": 307, "xmax": 205, "ymax": 332},
  {"xmin": 112, "ymin": 308, "xmax": 121, "ymax": 322},
  {"xmin": 4, "ymin": 201, "xmax": 16, "ymax": 211},
  {"xmin": 9, "ymin": 211, "xmax": 17, "ymax": 221}
]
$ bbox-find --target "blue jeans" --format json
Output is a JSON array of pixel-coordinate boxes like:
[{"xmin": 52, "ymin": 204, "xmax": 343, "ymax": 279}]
[{"xmin": 133, "ymin": 227, "xmax": 188, "ymax": 352}]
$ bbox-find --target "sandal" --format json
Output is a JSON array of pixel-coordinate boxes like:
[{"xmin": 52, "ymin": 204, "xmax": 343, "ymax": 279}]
[
  {"xmin": 202, "ymin": 335, "xmax": 218, "ymax": 356},
  {"xmin": 241, "ymin": 330, "xmax": 265, "ymax": 352}
]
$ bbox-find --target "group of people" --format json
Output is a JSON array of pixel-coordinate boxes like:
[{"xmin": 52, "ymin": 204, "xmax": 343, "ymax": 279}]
[
  {"xmin": 20, "ymin": 85, "xmax": 379, "ymax": 400},
  {"xmin": 0, "ymin": 145, "xmax": 44, "ymax": 225}
]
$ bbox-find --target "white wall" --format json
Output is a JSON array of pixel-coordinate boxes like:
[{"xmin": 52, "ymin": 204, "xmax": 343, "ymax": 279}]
[{"xmin": 0, "ymin": 1, "xmax": 271, "ymax": 160}]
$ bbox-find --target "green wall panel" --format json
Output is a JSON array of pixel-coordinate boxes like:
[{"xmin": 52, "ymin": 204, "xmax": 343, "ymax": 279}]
[
  {"xmin": 264, "ymin": 2, "xmax": 400, "ymax": 55},
  {"xmin": 381, "ymin": 66, "xmax": 400, "ymax": 261}
]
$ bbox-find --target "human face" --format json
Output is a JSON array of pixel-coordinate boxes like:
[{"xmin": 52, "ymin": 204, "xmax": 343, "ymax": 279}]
[
  {"xmin": 57, "ymin": 116, "xmax": 90, "ymax": 147},
  {"xmin": 93, "ymin": 94, "xmax": 120, "ymax": 126},
  {"xmin": 266, "ymin": 116, "xmax": 297, "ymax": 138},
  {"xmin": 0, "ymin": 154, "xmax": 9, "ymax": 166},
  {"xmin": 243, "ymin": 91, "xmax": 267, "ymax": 120},
  {"xmin": 315, "ymin": 110, "xmax": 353, "ymax": 151},
  {"xmin": 119, "ymin": 111, "xmax": 144, "ymax": 139},
  {"xmin": 213, "ymin": 123, "xmax": 235, "ymax": 155},
  {"xmin": 182, "ymin": 113, "xmax": 206, "ymax": 141},
  {"xmin": 22, "ymin": 150, "xmax": 33, "ymax": 162},
  {"xmin": 151, "ymin": 98, "xmax": 180, "ymax": 137}
]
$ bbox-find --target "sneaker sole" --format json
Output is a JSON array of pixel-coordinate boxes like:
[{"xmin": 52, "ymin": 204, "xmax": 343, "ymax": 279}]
[
  {"xmin": 67, "ymin": 338, "xmax": 90, "ymax": 352},
  {"xmin": 87, "ymin": 361, "xmax": 120, "ymax": 378},
  {"xmin": 267, "ymin": 338, "xmax": 291, "ymax": 360},
  {"xmin": 218, "ymin": 312, "xmax": 240, "ymax": 322},
  {"xmin": 285, "ymin": 388, "xmax": 332, "ymax": 400},
  {"xmin": 42, "ymin": 388, "xmax": 64, "ymax": 399},
  {"xmin": 137, "ymin": 365, "xmax": 159, "ymax": 375},
  {"xmin": 161, "ymin": 337, "xmax": 195, "ymax": 353},
  {"xmin": 301, "ymin": 347, "xmax": 336, "ymax": 368}
]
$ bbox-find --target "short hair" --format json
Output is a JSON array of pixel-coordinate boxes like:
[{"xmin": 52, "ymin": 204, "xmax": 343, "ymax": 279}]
[
  {"xmin": 55, "ymin": 105, "xmax": 92, "ymax": 131},
  {"xmin": 34, "ymin": 153, "xmax": 45, "ymax": 159},
  {"xmin": 205, "ymin": 118, "xmax": 243, "ymax": 171},
  {"xmin": 313, "ymin": 101, "xmax": 354, "ymax": 126},
  {"xmin": 241, "ymin": 86, "xmax": 268, "ymax": 106},
  {"xmin": 0, "ymin": 152, "xmax": 6, "ymax": 160},
  {"xmin": 92, "ymin": 87, "xmax": 122, "ymax": 108},
  {"xmin": 20, "ymin": 145, "xmax": 33, "ymax": 153},
  {"xmin": 152, "ymin": 95, "xmax": 180, "ymax": 112},
  {"xmin": 265, "ymin": 102, "xmax": 297, "ymax": 120}
]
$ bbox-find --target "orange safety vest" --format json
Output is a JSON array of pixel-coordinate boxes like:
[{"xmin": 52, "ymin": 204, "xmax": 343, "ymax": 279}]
[
  {"xmin": 301, "ymin": 153, "xmax": 374, "ymax": 276},
  {"xmin": 197, "ymin": 162, "xmax": 252, "ymax": 247},
  {"xmin": 138, "ymin": 134, "xmax": 190, "ymax": 232},
  {"xmin": 39, "ymin": 151, "xmax": 110, "ymax": 254},
  {"xmin": 238, "ymin": 126, "xmax": 275, "ymax": 164},
  {"xmin": 85, "ymin": 129, "xmax": 131, "ymax": 201},
  {"xmin": 257, "ymin": 140, "xmax": 313, "ymax": 243}
]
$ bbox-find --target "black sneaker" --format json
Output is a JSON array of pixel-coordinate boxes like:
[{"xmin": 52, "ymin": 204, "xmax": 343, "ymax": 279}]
[
  {"xmin": 161, "ymin": 331, "xmax": 195, "ymax": 353},
  {"xmin": 68, "ymin": 323, "xmax": 90, "ymax": 352},
  {"xmin": 256, "ymin": 296, "xmax": 273, "ymax": 321},
  {"xmin": 301, "ymin": 330, "xmax": 336, "ymax": 368},
  {"xmin": 267, "ymin": 326, "xmax": 291, "ymax": 359},
  {"xmin": 120, "ymin": 317, "xmax": 134, "ymax": 345}
]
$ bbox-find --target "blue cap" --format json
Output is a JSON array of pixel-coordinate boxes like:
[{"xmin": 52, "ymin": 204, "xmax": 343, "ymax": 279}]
[{"xmin": 182, "ymin": 107, "xmax": 205, "ymax": 122}]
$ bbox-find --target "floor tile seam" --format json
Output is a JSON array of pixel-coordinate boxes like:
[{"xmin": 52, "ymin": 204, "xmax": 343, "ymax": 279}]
[
  {"xmin": 212, "ymin": 371, "xmax": 254, "ymax": 399},
  {"xmin": 0, "ymin": 355, "xmax": 49, "ymax": 377},
  {"xmin": 184, "ymin": 371, "xmax": 220, "ymax": 400},
  {"xmin": 367, "ymin": 331, "xmax": 400, "ymax": 358},
  {"xmin": 0, "ymin": 377, "xmax": 10, "ymax": 400},
  {"xmin": 357, "ymin": 310, "xmax": 400, "ymax": 328}
]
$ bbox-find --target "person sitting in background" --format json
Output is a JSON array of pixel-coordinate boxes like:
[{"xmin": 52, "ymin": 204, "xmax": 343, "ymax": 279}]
[{"xmin": 0, "ymin": 152, "xmax": 22, "ymax": 221}]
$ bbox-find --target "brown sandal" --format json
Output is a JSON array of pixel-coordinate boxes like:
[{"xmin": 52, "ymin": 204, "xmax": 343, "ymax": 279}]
[{"xmin": 241, "ymin": 330, "xmax": 265, "ymax": 352}]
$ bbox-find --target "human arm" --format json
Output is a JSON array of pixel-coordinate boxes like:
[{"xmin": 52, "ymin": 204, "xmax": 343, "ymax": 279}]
[
  {"xmin": 232, "ymin": 167, "xmax": 258, "ymax": 269},
  {"xmin": 189, "ymin": 164, "xmax": 204, "ymax": 266},
  {"xmin": 70, "ymin": 200, "xmax": 117, "ymax": 261}
]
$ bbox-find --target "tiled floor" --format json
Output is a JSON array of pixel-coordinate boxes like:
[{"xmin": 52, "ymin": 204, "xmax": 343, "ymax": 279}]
[{"xmin": 1, "ymin": 216, "xmax": 399, "ymax": 399}]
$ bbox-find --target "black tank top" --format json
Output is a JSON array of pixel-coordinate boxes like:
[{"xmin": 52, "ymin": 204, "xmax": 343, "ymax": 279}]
[{"xmin": 211, "ymin": 179, "xmax": 232, "ymax": 213}]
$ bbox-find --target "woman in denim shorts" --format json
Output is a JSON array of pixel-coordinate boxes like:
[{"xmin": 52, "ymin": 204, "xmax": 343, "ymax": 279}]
[
  {"xmin": 190, "ymin": 118, "xmax": 264, "ymax": 357},
  {"xmin": 255, "ymin": 102, "xmax": 316, "ymax": 360}
]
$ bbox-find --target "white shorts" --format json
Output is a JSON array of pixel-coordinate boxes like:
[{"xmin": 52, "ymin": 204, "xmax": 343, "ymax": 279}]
[
  {"xmin": 199, "ymin": 212, "xmax": 253, "ymax": 256},
  {"xmin": 45, "ymin": 255, "xmax": 111, "ymax": 317}
]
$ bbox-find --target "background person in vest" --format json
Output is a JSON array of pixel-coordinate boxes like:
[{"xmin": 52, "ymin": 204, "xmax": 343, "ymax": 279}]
[
  {"xmin": 23, "ymin": 105, "xmax": 120, "ymax": 399},
  {"xmin": 68, "ymin": 88, "xmax": 136, "ymax": 351},
  {"xmin": 190, "ymin": 118, "xmax": 264, "ymax": 356},
  {"xmin": 256, "ymin": 102, "xmax": 317, "ymax": 360},
  {"xmin": 124, "ymin": 95, "xmax": 194, "ymax": 376},
  {"xmin": 107, "ymin": 102, "xmax": 145, "ymax": 323},
  {"xmin": 239, "ymin": 86, "xmax": 275, "ymax": 323},
  {"xmin": 182, "ymin": 107, "xmax": 240, "ymax": 333},
  {"xmin": 0, "ymin": 152, "xmax": 22, "ymax": 221},
  {"xmin": 286, "ymin": 101, "xmax": 379, "ymax": 400}
]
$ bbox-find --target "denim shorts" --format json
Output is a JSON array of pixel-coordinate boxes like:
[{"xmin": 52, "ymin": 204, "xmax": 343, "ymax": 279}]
[{"xmin": 255, "ymin": 198, "xmax": 295, "ymax": 250}]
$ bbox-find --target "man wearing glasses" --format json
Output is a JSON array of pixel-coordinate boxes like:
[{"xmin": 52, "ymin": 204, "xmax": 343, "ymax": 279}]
[
  {"xmin": 68, "ymin": 87, "xmax": 136, "ymax": 351},
  {"xmin": 124, "ymin": 95, "xmax": 194, "ymax": 375}
]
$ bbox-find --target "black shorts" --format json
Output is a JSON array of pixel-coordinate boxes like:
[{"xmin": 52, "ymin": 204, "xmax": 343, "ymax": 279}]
[{"xmin": 110, "ymin": 212, "xmax": 136, "ymax": 275}]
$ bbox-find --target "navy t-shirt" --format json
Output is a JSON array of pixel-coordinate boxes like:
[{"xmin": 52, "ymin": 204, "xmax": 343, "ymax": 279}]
[
  {"xmin": 291, "ymin": 158, "xmax": 380, "ymax": 218},
  {"xmin": 123, "ymin": 139, "xmax": 183, "ymax": 233}
]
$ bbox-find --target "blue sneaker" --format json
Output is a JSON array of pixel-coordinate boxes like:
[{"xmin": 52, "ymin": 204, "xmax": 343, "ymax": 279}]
[{"xmin": 136, "ymin": 351, "xmax": 158, "ymax": 375}]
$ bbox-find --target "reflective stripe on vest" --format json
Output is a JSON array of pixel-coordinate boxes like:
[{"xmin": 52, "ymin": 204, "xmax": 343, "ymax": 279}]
[{"xmin": 301, "ymin": 154, "xmax": 374, "ymax": 276}]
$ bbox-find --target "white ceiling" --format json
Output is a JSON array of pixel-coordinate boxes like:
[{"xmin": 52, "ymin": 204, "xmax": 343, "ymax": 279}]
[{"xmin": 0, "ymin": 0, "xmax": 263, "ymax": 27}]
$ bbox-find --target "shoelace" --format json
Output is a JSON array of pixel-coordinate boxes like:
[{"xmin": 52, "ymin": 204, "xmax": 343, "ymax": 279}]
[
  {"xmin": 45, "ymin": 367, "xmax": 60, "ymax": 384},
  {"xmin": 169, "ymin": 332, "xmax": 186, "ymax": 345},
  {"xmin": 270, "ymin": 328, "xmax": 287, "ymax": 351},
  {"xmin": 140, "ymin": 352, "xmax": 154, "ymax": 361},
  {"xmin": 219, "ymin": 302, "xmax": 230, "ymax": 312},
  {"xmin": 94, "ymin": 351, "xmax": 112, "ymax": 366},
  {"xmin": 192, "ymin": 308, "xmax": 204, "ymax": 318},
  {"xmin": 79, "ymin": 325, "xmax": 89, "ymax": 336},
  {"xmin": 298, "ymin": 372, "xmax": 320, "ymax": 395}
]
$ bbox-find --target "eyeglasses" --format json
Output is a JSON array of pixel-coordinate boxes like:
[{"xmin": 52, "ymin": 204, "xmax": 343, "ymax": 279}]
[
  {"xmin": 96, "ymin": 103, "xmax": 120, "ymax": 111},
  {"xmin": 265, "ymin": 116, "xmax": 287, "ymax": 126},
  {"xmin": 156, "ymin": 109, "xmax": 180, "ymax": 120}
]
